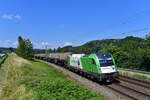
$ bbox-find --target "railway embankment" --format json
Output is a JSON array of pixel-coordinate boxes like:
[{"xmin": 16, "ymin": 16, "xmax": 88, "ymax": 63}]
[
  {"xmin": 0, "ymin": 54, "xmax": 8, "ymax": 67},
  {"xmin": 41, "ymin": 60, "xmax": 150, "ymax": 100},
  {"xmin": 42, "ymin": 61, "xmax": 137, "ymax": 100},
  {"xmin": 0, "ymin": 53, "xmax": 107, "ymax": 100},
  {"xmin": 119, "ymin": 68, "xmax": 150, "ymax": 81}
]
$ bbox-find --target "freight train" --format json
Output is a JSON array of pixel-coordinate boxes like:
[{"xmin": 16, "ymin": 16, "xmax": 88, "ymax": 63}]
[{"xmin": 34, "ymin": 52, "xmax": 119, "ymax": 82}]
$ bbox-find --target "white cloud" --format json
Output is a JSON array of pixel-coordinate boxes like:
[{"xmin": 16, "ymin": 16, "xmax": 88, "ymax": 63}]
[
  {"xmin": 64, "ymin": 42, "xmax": 72, "ymax": 47},
  {"xmin": 1, "ymin": 14, "xmax": 13, "ymax": 20},
  {"xmin": 15, "ymin": 15, "xmax": 21, "ymax": 19},
  {"xmin": 0, "ymin": 40, "xmax": 12, "ymax": 47},
  {"xmin": 0, "ymin": 40, "xmax": 60, "ymax": 49},
  {"xmin": 5, "ymin": 40, "xmax": 11, "ymax": 44},
  {"xmin": 33, "ymin": 42, "xmax": 40, "ymax": 49},
  {"xmin": 32, "ymin": 41, "xmax": 60, "ymax": 49},
  {"xmin": 12, "ymin": 41, "xmax": 18, "ymax": 46},
  {"xmin": 1, "ymin": 14, "xmax": 22, "ymax": 20},
  {"xmin": 0, "ymin": 40, "xmax": 18, "ymax": 48},
  {"xmin": 41, "ymin": 42, "xmax": 49, "ymax": 46},
  {"xmin": 33, "ymin": 42, "xmax": 50, "ymax": 49}
]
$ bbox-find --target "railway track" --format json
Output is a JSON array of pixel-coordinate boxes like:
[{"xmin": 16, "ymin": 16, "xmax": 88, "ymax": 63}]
[
  {"xmin": 64, "ymin": 65, "xmax": 150, "ymax": 100},
  {"xmin": 63, "ymin": 65, "xmax": 150, "ymax": 100},
  {"xmin": 119, "ymin": 75, "xmax": 150, "ymax": 89},
  {"xmin": 38, "ymin": 58, "xmax": 150, "ymax": 100},
  {"xmin": 104, "ymin": 75, "xmax": 150, "ymax": 100},
  {"xmin": 42, "ymin": 60, "xmax": 136, "ymax": 100},
  {"xmin": 54, "ymin": 63, "xmax": 150, "ymax": 100},
  {"xmin": 105, "ymin": 80, "xmax": 150, "ymax": 100}
]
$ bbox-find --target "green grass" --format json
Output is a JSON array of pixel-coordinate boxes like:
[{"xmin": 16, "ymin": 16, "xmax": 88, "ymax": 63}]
[
  {"xmin": 0, "ymin": 53, "xmax": 107, "ymax": 100},
  {"xmin": 0, "ymin": 53, "xmax": 35, "ymax": 100},
  {"xmin": 118, "ymin": 68, "xmax": 150, "ymax": 75},
  {"xmin": 0, "ymin": 59, "xmax": 3, "ymax": 63},
  {"xmin": 22, "ymin": 60, "xmax": 107, "ymax": 100},
  {"xmin": 119, "ymin": 71, "xmax": 150, "ymax": 81},
  {"xmin": 0, "ymin": 57, "xmax": 6, "ymax": 64}
]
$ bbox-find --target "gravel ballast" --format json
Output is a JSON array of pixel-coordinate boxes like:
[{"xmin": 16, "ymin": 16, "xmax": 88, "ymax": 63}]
[{"xmin": 42, "ymin": 61, "xmax": 134, "ymax": 100}]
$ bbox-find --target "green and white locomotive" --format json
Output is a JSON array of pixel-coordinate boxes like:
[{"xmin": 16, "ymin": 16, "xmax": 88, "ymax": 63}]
[
  {"xmin": 68, "ymin": 52, "xmax": 118, "ymax": 82},
  {"xmin": 35, "ymin": 52, "xmax": 119, "ymax": 82}
]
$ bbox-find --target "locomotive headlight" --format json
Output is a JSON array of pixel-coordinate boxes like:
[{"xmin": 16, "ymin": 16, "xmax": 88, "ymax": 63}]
[{"xmin": 112, "ymin": 66, "xmax": 115, "ymax": 70}]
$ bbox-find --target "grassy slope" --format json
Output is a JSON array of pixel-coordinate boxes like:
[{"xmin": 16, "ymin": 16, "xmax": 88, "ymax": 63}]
[
  {"xmin": 120, "ymin": 71, "xmax": 150, "ymax": 81},
  {"xmin": 0, "ymin": 53, "xmax": 34, "ymax": 100},
  {"xmin": 0, "ymin": 58, "xmax": 2, "ymax": 62},
  {"xmin": 0, "ymin": 53, "xmax": 107, "ymax": 100},
  {"xmin": 0, "ymin": 57, "xmax": 6, "ymax": 64}
]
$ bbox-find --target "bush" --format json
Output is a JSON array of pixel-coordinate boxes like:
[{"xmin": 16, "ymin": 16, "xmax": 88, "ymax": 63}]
[{"xmin": 16, "ymin": 36, "xmax": 33, "ymax": 60}]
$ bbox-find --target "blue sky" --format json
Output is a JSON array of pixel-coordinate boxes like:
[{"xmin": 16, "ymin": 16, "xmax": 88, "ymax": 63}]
[{"xmin": 0, "ymin": 0, "xmax": 150, "ymax": 49}]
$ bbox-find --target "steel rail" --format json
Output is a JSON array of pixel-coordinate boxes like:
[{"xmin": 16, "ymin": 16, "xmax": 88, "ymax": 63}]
[
  {"xmin": 104, "ymin": 85, "xmax": 138, "ymax": 100},
  {"xmin": 119, "ymin": 75, "xmax": 150, "ymax": 88},
  {"xmin": 105, "ymin": 83, "xmax": 150, "ymax": 100}
]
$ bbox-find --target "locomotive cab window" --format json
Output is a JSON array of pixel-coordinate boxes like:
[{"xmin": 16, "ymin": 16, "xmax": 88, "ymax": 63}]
[
  {"xmin": 96, "ymin": 53, "xmax": 114, "ymax": 67},
  {"xmin": 92, "ymin": 59, "xmax": 96, "ymax": 65},
  {"xmin": 99, "ymin": 59, "xmax": 114, "ymax": 67}
]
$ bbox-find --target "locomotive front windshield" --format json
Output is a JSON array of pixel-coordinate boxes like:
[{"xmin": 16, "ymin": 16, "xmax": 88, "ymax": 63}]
[{"xmin": 96, "ymin": 53, "xmax": 114, "ymax": 67}]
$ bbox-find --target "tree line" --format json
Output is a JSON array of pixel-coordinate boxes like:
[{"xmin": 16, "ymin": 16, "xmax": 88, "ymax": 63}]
[
  {"xmin": 51, "ymin": 35, "xmax": 150, "ymax": 71},
  {"xmin": 16, "ymin": 35, "xmax": 150, "ymax": 71},
  {"xmin": 99, "ymin": 35, "xmax": 150, "ymax": 71}
]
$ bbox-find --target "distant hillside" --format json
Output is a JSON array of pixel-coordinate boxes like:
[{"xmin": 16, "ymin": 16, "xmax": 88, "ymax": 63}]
[
  {"xmin": 0, "ymin": 47, "xmax": 16, "ymax": 53},
  {"xmin": 0, "ymin": 36, "xmax": 145, "ymax": 53},
  {"xmin": 0, "ymin": 47, "xmax": 10, "ymax": 51},
  {"xmin": 0, "ymin": 47, "xmax": 46, "ymax": 54},
  {"xmin": 61, "ymin": 36, "xmax": 144, "ymax": 52}
]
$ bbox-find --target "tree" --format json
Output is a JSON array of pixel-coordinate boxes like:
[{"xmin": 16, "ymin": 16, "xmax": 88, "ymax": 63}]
[
  {"xmin": 122, "ymin": 40, "xmax": 139, "ymax": 52},
  {"xmin": 8, "ymin": 47, "xmax": 14, "ymax": 52},
  {"xmin": 53, "ymin": 48, "xmax": 56, "ymax": 53},
  {"xmin": 16, "ymin": 36, "xmax": 26, "ymax": 57},
  {"xmin": 16, "ymin": 36, "xmax": 33, "ymax": 60},
  {"xmin": 77, "ymin": 46, "xmax": 91, "ymax": 53},
  {"xmin": 47, "ymin": 48, "xmax": 52, "ymax": 53},
  {"xmin": 24, "ymin": 39, "xmax": 33, "ymax": 60},
  {"xmin": 99, "ymin": 46, "xmax": 128, "ymax": 68},
  {"xmin": 57, "ymin": 47, "xmax": 63, "ymax": 52}
]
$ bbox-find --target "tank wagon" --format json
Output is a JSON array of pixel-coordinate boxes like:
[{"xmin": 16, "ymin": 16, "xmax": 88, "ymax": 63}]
[{"xmin": 35, "ymin": 52, "xmax": 119, "ymax": 82}]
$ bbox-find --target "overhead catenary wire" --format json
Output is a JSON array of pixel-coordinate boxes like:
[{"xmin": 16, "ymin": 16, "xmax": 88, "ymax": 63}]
[
  {"xmin": 101, "ymin": 8, "xmax": 150, "ymax": 38},
  {"xmin": 108, "ymin": 27, "xmax": 150, "ymax": 38}
]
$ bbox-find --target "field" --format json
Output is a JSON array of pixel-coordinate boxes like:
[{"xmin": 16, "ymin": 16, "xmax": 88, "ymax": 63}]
[{"xmin": 0, "ymin": 53, "xmax": 107, "ymax": 100}]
